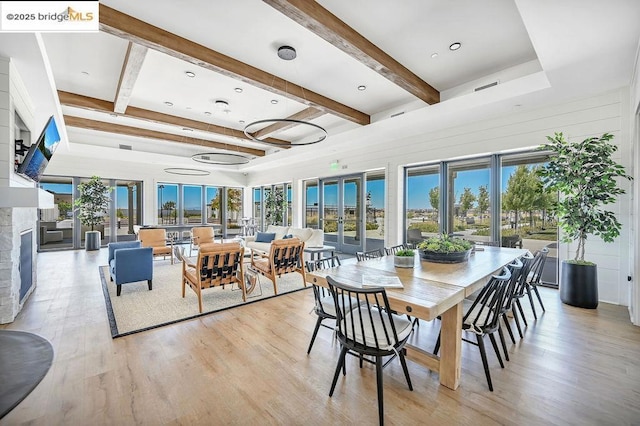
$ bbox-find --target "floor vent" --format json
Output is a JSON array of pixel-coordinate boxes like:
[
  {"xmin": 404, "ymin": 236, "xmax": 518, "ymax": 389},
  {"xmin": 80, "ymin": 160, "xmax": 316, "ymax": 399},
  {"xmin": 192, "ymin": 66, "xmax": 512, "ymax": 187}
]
[
  {"xmin": 474, "ymin": 81, "xmax": 499, "ymax": 92},
  {"xmin": 119, "ymin": 144, "xmax": 132, "ymax": 150}
]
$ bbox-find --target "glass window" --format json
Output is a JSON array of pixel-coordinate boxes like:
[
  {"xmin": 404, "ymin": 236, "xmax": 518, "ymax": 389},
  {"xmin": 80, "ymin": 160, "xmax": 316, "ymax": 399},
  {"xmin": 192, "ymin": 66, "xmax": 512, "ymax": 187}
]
[
  {"xmin": 406, "ymin": 164, "xmax": 440, "ymax": 243},
  {"xmin": 115, "ymin": 180, "xmax": 141, "ymax": 241},
  {"xmin": 158, "ymin": 184, "xmax": 178, "ymax": 225},
  {"xmin": 447, "ymin": 158, "xmax": 491, "ymax": 240},
  {"xmin": 304, "ymin": 180, "xmax": 318, "ymax": 229},
  {"xmin": 286, "ymin": 183, "xmax": 292, "ymax": 226},
  {"xmin": 225, "ymin": 187, "xmax": 243, "ymax": 237},
  {"xmin": 205, "ymin": 186, "xmax": 222, "ymax": 226},
  {"xmin": 38, "ymin": 178, "xmax": 73, "ymax": 250},
  {"xmin": 253, "ymin": 187, "xmax": 262, "ymax": 232},
  {"xmin": 182, "ymin": 185, "xmax": 202, "ymax": 225},
  {"xmin": 366, "ymin": 172, "xmax": 385, "ymax": 247}
]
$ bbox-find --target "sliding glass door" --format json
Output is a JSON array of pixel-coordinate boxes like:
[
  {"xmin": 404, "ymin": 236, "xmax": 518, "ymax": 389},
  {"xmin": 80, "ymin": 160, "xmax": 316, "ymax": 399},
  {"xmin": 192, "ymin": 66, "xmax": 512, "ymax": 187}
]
[{"xmin": 320, "ymin": 175, "xmax": 364, "ymax": 254}]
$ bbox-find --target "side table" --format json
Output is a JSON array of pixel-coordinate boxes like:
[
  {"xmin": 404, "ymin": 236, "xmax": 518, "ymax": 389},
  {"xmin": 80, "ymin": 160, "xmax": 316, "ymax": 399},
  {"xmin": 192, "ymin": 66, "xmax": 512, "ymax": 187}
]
[{"xmin": 304, "ymin": 245, "xmax": 336, "ymax": 261}]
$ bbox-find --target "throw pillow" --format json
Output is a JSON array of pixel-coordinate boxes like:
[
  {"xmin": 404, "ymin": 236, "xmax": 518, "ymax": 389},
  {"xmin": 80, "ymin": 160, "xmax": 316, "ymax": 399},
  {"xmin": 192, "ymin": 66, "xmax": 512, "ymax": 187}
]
[
  {"xmin": 255, "ymin": 232, "xmax": 276, "ymax": 243},
  {"xmin": 282, "ymin": 234, "xmax": 294, "ymax": 239}
]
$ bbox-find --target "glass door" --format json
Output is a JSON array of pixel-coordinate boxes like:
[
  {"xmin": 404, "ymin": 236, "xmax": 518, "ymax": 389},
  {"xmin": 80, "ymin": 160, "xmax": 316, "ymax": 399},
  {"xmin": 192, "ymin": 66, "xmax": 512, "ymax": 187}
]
[{"xmin": 320, "ymin": 175, "xmax": 364, "ymax": 254}]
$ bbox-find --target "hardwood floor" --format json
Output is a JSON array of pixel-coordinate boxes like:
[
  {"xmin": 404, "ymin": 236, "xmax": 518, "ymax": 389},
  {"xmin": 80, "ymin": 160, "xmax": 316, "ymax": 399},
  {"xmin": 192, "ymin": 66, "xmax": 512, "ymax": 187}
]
[{"xmin": 2, "ymin": 249, "xmax": 640, "ymax": 425}]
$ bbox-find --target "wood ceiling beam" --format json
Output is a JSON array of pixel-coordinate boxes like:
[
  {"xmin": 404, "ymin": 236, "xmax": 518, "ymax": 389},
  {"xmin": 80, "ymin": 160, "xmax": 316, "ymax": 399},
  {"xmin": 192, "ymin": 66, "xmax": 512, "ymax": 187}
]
[
  {"xmin": 114, "ymin": 42, "xmax": 148, "ymax": 114},
  {"xmin": 58, "ymin": 91, "xmax": 291, "ymax": 148},
  {"xmin": 99, "ymin": 4, "xmax": 370, "ymax": 125},
  {"xmin": 63, "ymin": 115, "xmax": 266, "ymax": 157},
  {"xmin": 263, "ymin": 0, "xmax": 440, "ymax": 105},
  {"xmin": 251, "ymin": 107, "xmax": 325, "ymax": 140}
]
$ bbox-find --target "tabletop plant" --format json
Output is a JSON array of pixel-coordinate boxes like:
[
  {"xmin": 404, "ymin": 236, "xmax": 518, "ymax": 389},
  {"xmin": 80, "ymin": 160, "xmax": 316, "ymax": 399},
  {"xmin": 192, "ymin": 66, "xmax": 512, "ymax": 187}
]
[
  {"xmin": 417, "ymin": 234, "xmax": 473, "ymax": 253},
  {"xmin": 394, "ymin": 248, "xmax": 415, "ymax": 257}
]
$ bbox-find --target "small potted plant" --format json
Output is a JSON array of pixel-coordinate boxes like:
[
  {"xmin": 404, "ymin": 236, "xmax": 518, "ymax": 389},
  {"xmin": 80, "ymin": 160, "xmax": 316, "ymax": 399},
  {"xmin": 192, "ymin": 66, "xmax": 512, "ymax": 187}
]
[
  {"xmin": 417, "ymin": 234, "xmax": 473, "ymax": 263},
  {"xmin": 393, "ymin": 248, "xmax": 415, "ymax": 268},
  {"xmin": 537, "ymin": 132, "xmax": 632, "ymax": 308},
  {"xmin": 75, "ymin": 176, "xmax": 111, "ymax": 251}
]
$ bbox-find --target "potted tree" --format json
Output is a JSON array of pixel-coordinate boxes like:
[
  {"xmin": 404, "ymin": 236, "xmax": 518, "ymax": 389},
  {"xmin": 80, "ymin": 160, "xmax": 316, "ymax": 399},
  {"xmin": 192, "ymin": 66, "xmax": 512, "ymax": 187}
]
[
  {"xmin": 537, "ymin": 132, "xmax": 632, "ymax": 308},
  {"xmin": 75, "ymin": 176, "xmax": 111, "ymax": 251}
]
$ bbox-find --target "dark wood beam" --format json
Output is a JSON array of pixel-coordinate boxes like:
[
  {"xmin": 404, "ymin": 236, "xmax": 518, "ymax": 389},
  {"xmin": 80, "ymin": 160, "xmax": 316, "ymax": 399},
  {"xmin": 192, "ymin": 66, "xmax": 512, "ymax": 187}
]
[
  {"xmin": 58, "ymin": 91, "xmax": 290, "ymax": 148},
  {"xmin": 99, "ymin": 4, "xmax": 370, "ymax": 125},
  {"xmin": 64, "ymin": 115, "xmax": 266, "ymax": 157},
  {"xmin": 251, "ymin": 107, "xmax": 325, "ymax": 140},
  {"xmin": 263, "ymin": 0, "xmax": 440, "ymax": 105},
  {"xmin": 114, "ymin": 42, "xmax": 148, "ymax": 113}
]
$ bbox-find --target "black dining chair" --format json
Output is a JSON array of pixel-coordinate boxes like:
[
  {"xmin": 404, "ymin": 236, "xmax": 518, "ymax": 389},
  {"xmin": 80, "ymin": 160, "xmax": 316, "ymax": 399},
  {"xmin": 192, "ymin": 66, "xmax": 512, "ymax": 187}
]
[
  {"xmin": 305, "ymin": 255, "xmax": 342, "ymax": 354},
  {"xmin": 326, "ymin": 276, "xmax": 415, "ymax": 425},
  {"xmin": 384, "ymin": 244, "xmax": 408, "ymax": 255},
  {"xmin": 524, "ymin": 248, "xmax": 549, "ymax": 318},
  {"xmin": 356, "ymin": 248, "xmax": 384, "ymax": 261},
  {"xmin": 434, "ymin": 267, "xmax": 512, "ymax": 391}
]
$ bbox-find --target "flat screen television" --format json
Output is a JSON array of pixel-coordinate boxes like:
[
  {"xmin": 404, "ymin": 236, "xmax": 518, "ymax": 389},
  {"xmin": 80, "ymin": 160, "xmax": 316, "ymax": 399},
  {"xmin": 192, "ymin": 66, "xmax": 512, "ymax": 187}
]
[{"xmin": 16, "ymin": 115, "xmax": 61, "ymax": 182}]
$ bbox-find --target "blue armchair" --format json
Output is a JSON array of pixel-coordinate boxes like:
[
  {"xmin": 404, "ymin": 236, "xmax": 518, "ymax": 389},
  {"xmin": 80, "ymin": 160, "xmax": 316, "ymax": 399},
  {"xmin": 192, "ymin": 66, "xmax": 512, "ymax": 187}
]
[{"xmin": 108, "ymin": 241, "xmax": 153, "ymax": 296}]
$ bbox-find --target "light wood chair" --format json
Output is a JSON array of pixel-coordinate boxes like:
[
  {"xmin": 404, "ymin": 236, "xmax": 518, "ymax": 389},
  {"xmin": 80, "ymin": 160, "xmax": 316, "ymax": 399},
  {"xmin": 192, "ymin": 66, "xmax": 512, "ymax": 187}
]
[
  {"xmin": 189, "ymin": 226, "xmax": 216, "ymax": 256},
  {"xmin": 250, "ymin": 238, "xmax": 307, "ymax": 295},
  {"xmin": 181, "ymin": 241, "xmax": 246, "ymax": 313},
  {"xmin": 138, "ymin": 228, "xmax": 174, "ymax": 264}
]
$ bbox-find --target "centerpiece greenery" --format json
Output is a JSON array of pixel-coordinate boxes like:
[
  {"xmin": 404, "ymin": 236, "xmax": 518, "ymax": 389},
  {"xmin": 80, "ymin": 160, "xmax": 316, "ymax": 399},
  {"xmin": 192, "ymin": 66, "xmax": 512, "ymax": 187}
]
[
  {"xmin": 417, "ymin": 234, "xmax": 473, "ymax": 263},
  {"xmin": 75, "ymin": 176, "xmax": 111, "ymax": 250},
  {"xmin": 537, "ymin": 132, "xmax": 632, "ymax": 308},
  {"xmin": 393, "ymin": 248, "xmax": 415, "ymax": 268}
]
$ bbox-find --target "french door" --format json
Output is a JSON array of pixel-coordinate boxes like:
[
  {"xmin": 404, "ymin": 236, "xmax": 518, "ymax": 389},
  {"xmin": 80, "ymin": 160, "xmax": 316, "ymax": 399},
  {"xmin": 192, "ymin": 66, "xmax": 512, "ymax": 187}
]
[{"xmin": 319, "ymin": 174, "xmax": 365, "ymax": 254}]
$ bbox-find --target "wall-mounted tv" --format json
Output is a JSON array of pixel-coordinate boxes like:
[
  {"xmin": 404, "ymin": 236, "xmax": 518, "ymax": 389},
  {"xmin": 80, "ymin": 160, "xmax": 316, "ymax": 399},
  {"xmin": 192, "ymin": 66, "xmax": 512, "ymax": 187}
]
[{"xmin": 17, "ymin": 116, "xmax": 61, "ymax": 182}]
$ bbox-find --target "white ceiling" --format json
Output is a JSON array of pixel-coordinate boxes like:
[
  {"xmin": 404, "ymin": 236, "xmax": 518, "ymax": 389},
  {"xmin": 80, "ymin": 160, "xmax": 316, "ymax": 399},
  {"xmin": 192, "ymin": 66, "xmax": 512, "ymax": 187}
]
[{"xmin": 3, "ymin": 0, "xmax": 639, "ymax": 173}]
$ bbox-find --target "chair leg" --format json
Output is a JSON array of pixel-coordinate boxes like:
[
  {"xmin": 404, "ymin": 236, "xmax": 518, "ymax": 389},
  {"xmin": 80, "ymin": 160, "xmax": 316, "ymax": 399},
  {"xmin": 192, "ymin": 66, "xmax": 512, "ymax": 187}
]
[
  {"xmin": 375, "ymin": 356, "xmax": 384, "ymax": 426},
  {"xmin": 501, "ymin": 313, "xmax": 516, "ymax": 344},
  {"xmin": 497, "ymin": 326, "xmax": 510, "ymax": 362},
  {"xmin": 516, "ymin": 299, "xmax": 528, "ymax": 327},
  {"xmin": 307, "ymin": 316, "xmax": 324, "ymax": 354},
  {"xmin": 117, "ymin": 284, "xmax": 122, "ymax": 296},
  {"xmin": 433, "ymin": 331, "xmax": 441, "ymax": 355},
  {"xmin": 330, "ymin": 346, "xmax": 348, "ymax": 397},
  {"xmin": 488, "ymin": 332, "xmax": 504, "ymax": 368},
  {"xmin": 399, "ymin": 350, "xmax": 413, "ymax": 391},
  {"xmin": 526, "ymin": 286, "xmax": 538, "ymax": 320},
  {"xmin": 533, "ymin": 286, "xmax": 546, "ymax": 312},
  {"xmin": 147, "ymin": 279, "xmax": 152, "ymax": 291},
  {"xmin": 271, "ymin": 274, "xmax": 279, "ymax": 295},
  {"xmin": 476, "ymin": 334, "xmax": 493, "ymax": 392},
  {"xmin": 512, "ymin": 304, "xmax": 524, "ymax": 339}
]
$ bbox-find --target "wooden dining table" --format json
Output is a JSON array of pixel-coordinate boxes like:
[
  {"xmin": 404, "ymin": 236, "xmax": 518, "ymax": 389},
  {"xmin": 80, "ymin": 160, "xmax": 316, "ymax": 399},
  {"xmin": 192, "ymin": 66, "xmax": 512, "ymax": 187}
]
[{"xmin": 306, "ymin": 246, "xmax": 529, "ymax": 390}]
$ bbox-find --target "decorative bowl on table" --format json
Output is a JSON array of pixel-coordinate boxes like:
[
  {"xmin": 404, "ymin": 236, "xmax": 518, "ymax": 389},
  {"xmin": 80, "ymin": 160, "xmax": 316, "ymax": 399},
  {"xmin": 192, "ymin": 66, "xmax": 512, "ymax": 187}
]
[{"xmin": 417, "ymin": 234, "xmax": 474, "ymax": 264}]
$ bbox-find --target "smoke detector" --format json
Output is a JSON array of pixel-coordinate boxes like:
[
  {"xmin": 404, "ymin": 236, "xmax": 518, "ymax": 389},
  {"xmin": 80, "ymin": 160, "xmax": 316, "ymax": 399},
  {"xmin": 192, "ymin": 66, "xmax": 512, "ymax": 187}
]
[{"xmin": 277, "ymin": 45, "xmax": 297, "ymax": 60}]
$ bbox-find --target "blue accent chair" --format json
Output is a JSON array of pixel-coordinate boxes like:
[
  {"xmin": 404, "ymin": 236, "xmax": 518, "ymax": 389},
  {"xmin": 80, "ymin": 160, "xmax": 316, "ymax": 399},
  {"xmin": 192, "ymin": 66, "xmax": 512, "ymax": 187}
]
[{"xmin": 108, "ymin": 241, "xmax": 153, "ymax": 296}]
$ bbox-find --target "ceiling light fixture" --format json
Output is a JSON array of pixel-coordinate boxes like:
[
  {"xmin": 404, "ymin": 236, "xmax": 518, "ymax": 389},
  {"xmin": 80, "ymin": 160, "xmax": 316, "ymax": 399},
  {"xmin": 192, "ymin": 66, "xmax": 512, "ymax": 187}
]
[
  {"xmin": 81, "ymin": 71, "xmax": 90, "ymax": 76},
  {"xmin": 431, "ymin": 52, "xmax": 439, "ymax": 58},
  {"xmin": 214, "ymin": 99, "xmax": 229, "ymax": 109},
  {"xmin": 185, "ymin": 71, "xmax": 196, "ymax": 78},
  {"xmin": 204, "ymin": 111, "xmax": 212, "ymax": 116},
  {"xmin": 243, "ymin": 45, "xmax": 327, "ymax": 147},
  {"xmin": 192, "ymin": 152, "xmax": 250, "ymax": 165},
  {"xmin": 449, "ymin": 42, "xmax": 462, "ymax": 51},
  {"xmin": 164, "ymin": 167, "xmax": 210, "ymax": 176},
  {"xmin": 234, "ymin": 87, "xmax": 243, "ymax": 93},
  {"xmin": 277, "ymin": 45, "xmax": 297, "ymax": 61},
  {"xmin": 164, "ymin": 101, "xmax": 173, "ymax": 107},
  {"xmin": 357, "ymin": 85, "xmax": 366, "ymax": 91}
]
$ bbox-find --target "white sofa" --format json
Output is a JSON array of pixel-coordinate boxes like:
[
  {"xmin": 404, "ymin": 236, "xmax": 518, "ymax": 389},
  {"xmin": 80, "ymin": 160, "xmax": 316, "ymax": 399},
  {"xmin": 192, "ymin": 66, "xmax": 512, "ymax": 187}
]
[{"xmin": 244, "ymin": 225, "xmax": 324, "ymax": 253}]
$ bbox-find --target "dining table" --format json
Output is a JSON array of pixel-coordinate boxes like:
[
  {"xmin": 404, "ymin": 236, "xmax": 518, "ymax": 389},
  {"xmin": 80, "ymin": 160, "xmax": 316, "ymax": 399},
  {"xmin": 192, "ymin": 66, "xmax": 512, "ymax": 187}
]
[{"xmin": 306, "ymin": 245, "xmax": 529, "ymax": 390}]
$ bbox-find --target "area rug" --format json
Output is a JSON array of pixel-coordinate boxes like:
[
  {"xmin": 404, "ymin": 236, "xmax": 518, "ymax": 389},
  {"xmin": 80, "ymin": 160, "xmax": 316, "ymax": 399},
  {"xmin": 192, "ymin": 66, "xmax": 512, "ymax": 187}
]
[
  {"xmin": 0, "ymin": 330, "xmax": 54, "ymax": 419},
  {"xmin": 99, "ymin": 260, "xmax": 310, "ymax": 337}
]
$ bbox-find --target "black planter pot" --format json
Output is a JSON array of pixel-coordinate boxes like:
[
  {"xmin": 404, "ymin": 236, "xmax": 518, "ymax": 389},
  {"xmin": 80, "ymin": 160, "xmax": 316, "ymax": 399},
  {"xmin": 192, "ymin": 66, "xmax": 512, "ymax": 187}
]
[
  {"xmin": 419, "ymin": 249, "xmax": 472, "ymax": 264},
  {"xmin": 560, "ymin": 261, "xmax": 598, "ymax": 309}
]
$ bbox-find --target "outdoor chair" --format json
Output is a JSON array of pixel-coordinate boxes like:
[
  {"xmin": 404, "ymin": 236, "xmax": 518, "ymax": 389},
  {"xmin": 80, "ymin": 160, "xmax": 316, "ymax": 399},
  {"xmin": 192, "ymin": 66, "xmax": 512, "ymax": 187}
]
[
  {"xmin": 250, "ymin": 238, "xmax": 307, "ymax": 295},
  {"xmin": 326, "ymin": 276, "xmax": 415, "ymax": 425},
  {"xmin": 181, "ymin": 241, "xmax": 246, "ymax": 313}
]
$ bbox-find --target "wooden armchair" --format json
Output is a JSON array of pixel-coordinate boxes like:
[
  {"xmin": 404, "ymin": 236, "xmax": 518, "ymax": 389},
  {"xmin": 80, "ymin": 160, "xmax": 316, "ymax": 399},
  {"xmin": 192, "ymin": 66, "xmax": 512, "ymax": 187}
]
[
  {"xmin": 181, "ymin": 241, "xmax": 246, "ymax": 313},
  {"xmin": 250, "ymin": 238, "xmax": 307, "ymax": 295},
  {"xmin": 138, "ymin": 228, "xmax": 174, "ymax": 264},
  {"xmin": 190, "ymin": 226, "xmax": 217, "ymax": 256}
]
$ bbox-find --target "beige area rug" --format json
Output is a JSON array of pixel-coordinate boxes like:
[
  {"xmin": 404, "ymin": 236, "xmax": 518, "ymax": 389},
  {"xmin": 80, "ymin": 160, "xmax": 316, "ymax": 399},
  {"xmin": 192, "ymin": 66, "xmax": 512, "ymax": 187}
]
[{"xmin": 99, "ymin": 259, "xmax": 309, "ymax": 337}]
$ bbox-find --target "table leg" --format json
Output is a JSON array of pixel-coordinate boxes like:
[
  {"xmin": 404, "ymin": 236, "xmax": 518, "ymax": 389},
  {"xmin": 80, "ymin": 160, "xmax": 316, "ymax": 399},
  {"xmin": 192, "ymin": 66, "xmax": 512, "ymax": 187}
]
[{"xmin": 439, "ymin": 301, "xmax": 462, "ymax": 390}]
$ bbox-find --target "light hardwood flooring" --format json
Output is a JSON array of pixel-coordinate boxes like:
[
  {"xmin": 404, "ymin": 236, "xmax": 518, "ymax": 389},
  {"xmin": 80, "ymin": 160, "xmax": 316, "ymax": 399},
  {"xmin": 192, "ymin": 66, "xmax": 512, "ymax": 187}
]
[{"xmin": 2, "ymin": 249, "xmax": 640, "ymax": 425}]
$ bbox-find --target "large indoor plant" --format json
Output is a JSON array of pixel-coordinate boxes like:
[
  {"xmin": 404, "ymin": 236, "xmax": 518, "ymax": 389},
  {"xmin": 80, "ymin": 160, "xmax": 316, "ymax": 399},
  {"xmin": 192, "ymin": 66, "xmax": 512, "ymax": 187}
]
[
  {"xmin": 75, "ymin": 176, "xmax": 111, "ymax": 251},
  {"xmin": 537, "ymin": 132, "xmax": 632, "ymax": 308},
  {"xmin": 417, "ymin": 234, "xmax": 473, "ymax": 263}
]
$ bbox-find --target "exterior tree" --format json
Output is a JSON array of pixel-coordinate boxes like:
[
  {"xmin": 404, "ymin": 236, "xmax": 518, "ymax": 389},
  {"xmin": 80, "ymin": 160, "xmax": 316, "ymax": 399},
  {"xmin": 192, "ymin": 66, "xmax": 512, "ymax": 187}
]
[
  {"xmin": 163, "ymin": 201, "xmax": 176, "ymax": 224},
  {"xmin": 264, "ymin": 187, "xmax": 286, "ymax": 225},
  {"xmin": 477, "ymin": 185, "xmax": 489, "ymax": 219},
  {"xmin": 429, "ymin": 187, "xmax": 439, "ymax": 220},
  {"xmin": 227, "ymin": 188, "xmax": 242, "ymax": 223},
  {"xmin": 57, "ymin": 200, "xmax": 72, "ymax": 220},
  {"xmin": 459, "ymin": 187, "xmax": 476, "ymax": 217},
  {"xmin": 502, "ymin": 165, "xmax": 537, "ymax": 230}
]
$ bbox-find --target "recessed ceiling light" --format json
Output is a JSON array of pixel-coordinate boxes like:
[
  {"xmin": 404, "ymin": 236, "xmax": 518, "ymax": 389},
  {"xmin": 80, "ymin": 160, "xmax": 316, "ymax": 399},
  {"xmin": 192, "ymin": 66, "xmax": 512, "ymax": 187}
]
[
  {"xmin": 239, "ymin": 120, "xmax": 245, "ymax": 124},
  {"xmin": 204, "ymin": 111, "xmax": 212, "ymax": 116},
  {"xmin": 185, "ymin": 71, "xmax": 196, "ymax": 78},
  {"xmin": 430, "ymin": 52, "xmax": 439, "ymax": 59},
  {"xmin": 164, "ymin": 101, "xmax": 173, "ymax": 107},
  {"xmin": 271, "ymin": 99, "xmax": 278, "ymax": 104},
  {"xmin": 81, "ymin": 71, "xmax": 90, "ymax": 76},
  {"xmin": 449, "ymin": 42, "xmax": 462, "ymax": 51},
  {"xmin": 182, "ymin": 127, "xmax": 193, "ymax": 131},
  {"xmin": 234, "ymin": 87, "xmax": 243, "ymax": 93},
  {"xmin": 109, "ymin": 113, "xmax": 117, "ymax": 117},
  {"xmin": 214, "ymin": 99, "xmax": 229, "ymax": 109},
  {"xmin": 357, "ymin": 85, "xmax": 366, "ymax": 91},
  {"xmin": 186, "ymin": 106, "xmax": 192, "ymax": 110}
]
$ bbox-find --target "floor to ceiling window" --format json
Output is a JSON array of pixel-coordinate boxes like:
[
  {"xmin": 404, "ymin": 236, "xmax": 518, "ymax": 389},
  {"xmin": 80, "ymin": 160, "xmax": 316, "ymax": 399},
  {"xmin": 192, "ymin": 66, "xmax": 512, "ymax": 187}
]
[
  {"xmin": 447, "ymin": 158, "xmax": 491, "ymax": 241},
  {"xmin": 304, "ymin": 180, "xmax": 319, "ymax": 229},
  {"xmin": 157, "ymin": 184, "xmax": 178, "ymax": 225},
  {"xmin": 365, "ymin": 171, "xmax": 385, "ymax": 250},
  {"xmin": 115, "ymin": 180, "xmax": 141, "ymax": 241},
  {"xmin": 405, "ymin": 164, "xmax": 441, "ymax": 243},
  {"xmin": 182, "ymin": 185, "xmax": 202, "ymax": 225},
  {"xmin": 38, "ymin": 177, "xmax": 74, "ymax": 251}
]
